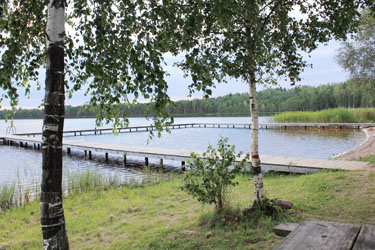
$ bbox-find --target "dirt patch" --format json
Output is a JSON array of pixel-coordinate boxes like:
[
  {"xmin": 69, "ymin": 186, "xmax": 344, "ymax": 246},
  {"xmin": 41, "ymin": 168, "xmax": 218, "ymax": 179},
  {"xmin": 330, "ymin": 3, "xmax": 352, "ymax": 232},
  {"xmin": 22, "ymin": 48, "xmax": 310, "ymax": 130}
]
[{"xmin": 336, "ymin": 128, "xmax": 375, "ymax": 161}]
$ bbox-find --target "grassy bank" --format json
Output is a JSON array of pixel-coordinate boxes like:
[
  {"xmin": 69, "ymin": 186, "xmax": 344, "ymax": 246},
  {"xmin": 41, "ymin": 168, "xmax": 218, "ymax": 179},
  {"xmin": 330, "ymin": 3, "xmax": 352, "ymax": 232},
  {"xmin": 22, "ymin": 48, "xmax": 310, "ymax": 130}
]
[
  {"xmin": 273, "ymin": 108, "xmax": 375, "ymax": 123},
  {"xmin": 1, "ymin": 170, "xmax": 375, "ymax": 249}
]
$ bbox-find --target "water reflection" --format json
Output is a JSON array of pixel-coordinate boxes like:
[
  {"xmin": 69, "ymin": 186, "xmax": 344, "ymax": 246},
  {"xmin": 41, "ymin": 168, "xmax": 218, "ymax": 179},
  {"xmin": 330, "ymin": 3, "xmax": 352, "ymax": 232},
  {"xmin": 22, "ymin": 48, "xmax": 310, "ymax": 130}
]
[
  {"xmin": 0, "ymin": 117, "xmax": 366, "ymax": 194},
  {"xmin": 0, "ymin": 146, "xmax": 152, "ymax": 196}
]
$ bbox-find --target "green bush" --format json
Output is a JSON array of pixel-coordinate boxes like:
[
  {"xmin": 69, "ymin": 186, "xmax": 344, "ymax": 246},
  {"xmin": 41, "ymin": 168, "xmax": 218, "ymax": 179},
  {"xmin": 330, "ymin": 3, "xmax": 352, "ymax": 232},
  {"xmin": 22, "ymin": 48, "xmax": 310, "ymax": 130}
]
[{"xmin": 181, "ymin": 137, "xmax": 249, "ymax": 210}]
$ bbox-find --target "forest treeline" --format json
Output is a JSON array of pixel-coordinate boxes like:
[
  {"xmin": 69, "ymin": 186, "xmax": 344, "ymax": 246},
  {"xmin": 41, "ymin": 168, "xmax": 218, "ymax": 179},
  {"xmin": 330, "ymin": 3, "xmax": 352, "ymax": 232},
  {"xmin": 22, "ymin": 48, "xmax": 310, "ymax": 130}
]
[{"xmin": 1, "ymin": 80, "xmax": 374, "ymax": 119}]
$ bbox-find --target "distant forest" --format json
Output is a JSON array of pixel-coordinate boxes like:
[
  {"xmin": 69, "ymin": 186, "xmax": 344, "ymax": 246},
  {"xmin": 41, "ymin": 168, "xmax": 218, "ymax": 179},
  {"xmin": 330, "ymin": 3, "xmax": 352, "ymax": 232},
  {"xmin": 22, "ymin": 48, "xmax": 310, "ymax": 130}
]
[{"xmin": 1, "ymin": 80, "xmax": 375, "ymax": 119}]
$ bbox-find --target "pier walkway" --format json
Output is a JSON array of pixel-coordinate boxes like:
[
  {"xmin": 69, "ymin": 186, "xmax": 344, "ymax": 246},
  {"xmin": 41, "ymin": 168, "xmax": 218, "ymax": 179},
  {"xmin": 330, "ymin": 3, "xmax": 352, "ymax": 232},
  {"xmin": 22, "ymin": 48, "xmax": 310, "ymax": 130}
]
[
  {"xmin": 14, "ymin": 122, "xmax": 375, "ymax": 137},
  {"xmin": 1, "ymin": 134, "xmax": 373, "ymax": 173}
]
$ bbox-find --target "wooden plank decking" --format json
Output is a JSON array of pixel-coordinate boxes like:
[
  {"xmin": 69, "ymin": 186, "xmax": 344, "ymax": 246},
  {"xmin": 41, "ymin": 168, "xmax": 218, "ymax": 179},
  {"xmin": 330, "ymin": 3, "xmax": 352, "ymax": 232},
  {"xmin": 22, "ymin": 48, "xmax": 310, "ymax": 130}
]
[
  {"xmin": 274, "ymin": 221, "xmax": 375, "ymax": 250},
  {"xmin": 0, "ymin": 134, "xmax": 373, "ymax": 173},
  {"xmin": 353, "ymin": 224, "xmax": 375, "ymax": 250}
]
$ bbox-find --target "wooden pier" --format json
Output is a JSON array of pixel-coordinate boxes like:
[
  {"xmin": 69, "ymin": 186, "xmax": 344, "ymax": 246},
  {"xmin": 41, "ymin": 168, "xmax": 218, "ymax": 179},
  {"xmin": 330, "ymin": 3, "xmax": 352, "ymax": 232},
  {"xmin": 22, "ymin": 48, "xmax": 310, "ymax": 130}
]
[
  {"xmin": 13, "ymin": 122, "xmax": 375, "ymax": 137},
  {"xmin": 0, "ymin": 134, "xmax": 373, "ymax": 173},
  {"xmin": 274, "ymin": 221, "xmax": 375, "ymax": 250}
]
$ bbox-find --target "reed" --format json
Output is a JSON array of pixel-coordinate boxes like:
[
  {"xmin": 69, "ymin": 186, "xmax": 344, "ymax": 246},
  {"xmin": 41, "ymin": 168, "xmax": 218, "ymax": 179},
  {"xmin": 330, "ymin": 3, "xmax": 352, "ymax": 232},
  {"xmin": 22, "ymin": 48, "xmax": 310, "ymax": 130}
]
[
  {"xmin": 0, "ymin": 183, "xmax": 16, "ymax": 210},
  {"xmin": 273, "ymin": 108, "xmax": 375, "ymax": 123},
  {"xmin": 65, "ymin": 170, "xmax": 122, "ymax": 195}
]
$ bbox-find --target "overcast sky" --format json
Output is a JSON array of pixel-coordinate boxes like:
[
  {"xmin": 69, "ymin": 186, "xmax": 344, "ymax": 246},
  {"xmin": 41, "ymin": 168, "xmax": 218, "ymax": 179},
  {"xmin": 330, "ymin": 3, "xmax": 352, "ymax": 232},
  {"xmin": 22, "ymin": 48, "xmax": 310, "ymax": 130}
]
[{"xmin": 1, "ymin": 39, "xmax": 348, "ymax": 109}]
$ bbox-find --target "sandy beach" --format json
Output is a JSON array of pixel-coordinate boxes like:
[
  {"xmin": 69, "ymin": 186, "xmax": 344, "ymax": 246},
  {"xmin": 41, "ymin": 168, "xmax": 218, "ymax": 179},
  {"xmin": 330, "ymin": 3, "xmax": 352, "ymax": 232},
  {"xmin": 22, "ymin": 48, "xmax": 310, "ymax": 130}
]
[{"xmin": 336, "ymin": 127, "xmax": 375, "ymax": 161}]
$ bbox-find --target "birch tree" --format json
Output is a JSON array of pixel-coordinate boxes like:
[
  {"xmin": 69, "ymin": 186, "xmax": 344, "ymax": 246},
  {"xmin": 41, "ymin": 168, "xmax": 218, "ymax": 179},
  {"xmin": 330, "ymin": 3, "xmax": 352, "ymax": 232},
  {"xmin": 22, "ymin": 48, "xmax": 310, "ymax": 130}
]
[
  {"xmin": 1, "ymin": 0, "xmax": 175, "ymax": 248},
  {"xmin": 337, "ymin": 10, "xmax": 375, "ymax": 81},
  {"xmin": 40, "ymin": 0, "xmax": 69, "ymax": 248},
  {"xmin": 169, "ymin": 0, "xmax": 373, "ymax": 207}
]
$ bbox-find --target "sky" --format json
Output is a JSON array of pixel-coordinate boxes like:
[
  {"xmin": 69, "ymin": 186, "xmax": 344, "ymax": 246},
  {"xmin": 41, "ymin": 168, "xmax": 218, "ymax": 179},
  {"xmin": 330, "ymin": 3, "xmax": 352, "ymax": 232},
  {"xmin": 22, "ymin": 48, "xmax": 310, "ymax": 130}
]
[{"xmin": 1, "ymin": 39, "xmax": 349, "ymax": 109}]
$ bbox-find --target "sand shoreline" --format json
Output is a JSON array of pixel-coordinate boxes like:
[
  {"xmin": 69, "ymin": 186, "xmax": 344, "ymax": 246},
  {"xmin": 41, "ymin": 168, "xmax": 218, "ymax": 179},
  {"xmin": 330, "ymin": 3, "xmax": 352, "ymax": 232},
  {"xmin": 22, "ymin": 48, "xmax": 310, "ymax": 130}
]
[{"xmin": 336, "ymin": 127, "xmax": 375, "ymax": 161}]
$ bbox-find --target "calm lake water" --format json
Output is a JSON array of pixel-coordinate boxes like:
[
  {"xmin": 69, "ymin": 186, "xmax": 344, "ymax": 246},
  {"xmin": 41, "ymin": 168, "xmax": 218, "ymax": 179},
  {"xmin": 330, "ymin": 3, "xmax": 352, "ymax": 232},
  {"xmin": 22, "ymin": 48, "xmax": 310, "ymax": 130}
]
[{"xmin": 0, "ymin": 117, "xmax": 366, "ymax": 190}]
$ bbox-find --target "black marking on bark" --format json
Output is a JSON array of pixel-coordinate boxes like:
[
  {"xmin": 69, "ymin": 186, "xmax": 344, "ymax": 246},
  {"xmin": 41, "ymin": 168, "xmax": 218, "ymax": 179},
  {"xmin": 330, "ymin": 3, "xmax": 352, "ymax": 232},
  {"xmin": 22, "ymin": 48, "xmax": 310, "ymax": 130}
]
[
  {"xmin": 252, "ymin": 167, "xmax": 262, "ymax": 175},
  {"xmin": 58, "ymin": 31, "xmax": 65, "ymax": 38},
  {"xmin": 51, "ymin": 0, "xmax": 66, "ymax": 8}
]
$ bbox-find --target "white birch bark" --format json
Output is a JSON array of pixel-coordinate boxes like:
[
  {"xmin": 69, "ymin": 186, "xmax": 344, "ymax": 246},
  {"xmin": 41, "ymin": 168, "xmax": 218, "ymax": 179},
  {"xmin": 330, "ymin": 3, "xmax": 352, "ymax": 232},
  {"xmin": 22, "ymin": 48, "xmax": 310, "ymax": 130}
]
[{"xmin": 249, "ymin": 72, "xmax": 266, "ymax": 206}]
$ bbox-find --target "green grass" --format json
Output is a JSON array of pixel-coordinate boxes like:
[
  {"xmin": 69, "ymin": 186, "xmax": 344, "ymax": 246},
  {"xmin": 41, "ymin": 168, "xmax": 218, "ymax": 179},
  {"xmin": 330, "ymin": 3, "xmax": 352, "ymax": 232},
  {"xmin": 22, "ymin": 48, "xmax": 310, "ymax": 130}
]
[
  {"xmin": 273, "ymin": 108, "xmax": 375, "ymax": 123},
  {"xmin": 0, "ymin": 169, "xmax": 166, "ymax": 212},
  {"xmin": 360, "ymin": 155, "xmax": 375, "ymax": 164},
  {"xmin": 1, "ymin": 170, "xmax": 375, "ymax": 249}
]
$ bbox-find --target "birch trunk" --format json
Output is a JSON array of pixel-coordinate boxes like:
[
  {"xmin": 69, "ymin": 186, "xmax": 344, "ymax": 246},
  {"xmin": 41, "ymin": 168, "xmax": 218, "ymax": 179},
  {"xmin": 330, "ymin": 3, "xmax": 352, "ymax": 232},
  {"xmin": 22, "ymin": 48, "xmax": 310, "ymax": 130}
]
[
  {"xmin": 248, "ymin": 70, "xmax": 265, "ymax": 206},
  {"xmin": 41, "ymin": 0, "xmax": 69, "ymax": 249}
]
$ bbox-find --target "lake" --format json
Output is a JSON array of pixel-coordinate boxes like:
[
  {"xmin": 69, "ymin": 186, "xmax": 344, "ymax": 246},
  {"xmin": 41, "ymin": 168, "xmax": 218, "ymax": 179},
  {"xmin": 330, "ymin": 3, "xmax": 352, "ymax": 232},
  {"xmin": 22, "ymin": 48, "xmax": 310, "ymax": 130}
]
[{"xmin": 0, "ymin": 117, "xmax": 366, "ymax": 190}]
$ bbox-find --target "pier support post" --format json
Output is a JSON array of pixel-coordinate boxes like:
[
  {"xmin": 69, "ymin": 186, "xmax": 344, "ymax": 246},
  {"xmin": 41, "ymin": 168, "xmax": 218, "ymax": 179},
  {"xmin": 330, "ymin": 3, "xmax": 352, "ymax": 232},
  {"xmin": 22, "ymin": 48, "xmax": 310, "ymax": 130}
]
[
  {"xmin": 25, "ymin": 142, "xmax": 28, "ymax": 148},
  {"xmin": 89, "ymin": 151, "xmax": 92, "ymax": 160},
  {"xmin": 145, "ymin": 157, "xmax": 149, "ymax": 166},
  {"xmin": 67, "ymin": 148, "xmax": 71, "ymax": 156},
  {"xmin": 123, "ymin": 154, "xmax": 127, "ymax": 167},
  {"xmin": 181, "ymin": 161, "xmax": 186, "ymax": 171},
  {"xmin": 105, "ymin": 152, "xmax": 109, "ymax": 163},
  {"xmin": 20, "ymin": 142, "xmax": 23, "ymax": 147},
  {"xmin": 34, "ymin": 143, "xmax": 36, "ymax": 150},
  {"xmin": 37, "ymin": 144, "xmax": 40, "ymax": 150},
  {"xmin": 74, "ymin": 132, "xmax": 76, "ymax": 136},
  {"xmin": 159, "ymin": 159, "xmax": 163, "ymax": 169},
  {"xmin": 84, "ymin": 150, "xmax": 87, "ymax": 160}
]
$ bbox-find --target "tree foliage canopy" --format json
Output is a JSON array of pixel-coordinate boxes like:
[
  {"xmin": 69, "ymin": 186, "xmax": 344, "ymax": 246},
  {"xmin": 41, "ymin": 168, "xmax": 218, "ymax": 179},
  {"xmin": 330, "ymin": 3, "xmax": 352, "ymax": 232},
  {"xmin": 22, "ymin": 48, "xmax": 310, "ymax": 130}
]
[
  {"xmin": 0, "ymin": 0, "xmax": 175, "ymax": 130},
  {"xmin": 337, "ymin": 9, "xmax": 375, "ymax": 80},
  {"xmin": 171, "ymin": 0, "xmax": 372, "ymax": 93}
]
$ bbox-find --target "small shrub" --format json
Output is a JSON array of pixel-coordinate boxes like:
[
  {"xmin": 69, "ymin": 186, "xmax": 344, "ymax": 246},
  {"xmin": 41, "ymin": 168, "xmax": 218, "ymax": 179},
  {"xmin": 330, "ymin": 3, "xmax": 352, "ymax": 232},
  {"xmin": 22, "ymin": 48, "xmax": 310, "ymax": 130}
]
[{"xmin": 181, "ymin": 137, "xmax": 249, "ymax": 210}]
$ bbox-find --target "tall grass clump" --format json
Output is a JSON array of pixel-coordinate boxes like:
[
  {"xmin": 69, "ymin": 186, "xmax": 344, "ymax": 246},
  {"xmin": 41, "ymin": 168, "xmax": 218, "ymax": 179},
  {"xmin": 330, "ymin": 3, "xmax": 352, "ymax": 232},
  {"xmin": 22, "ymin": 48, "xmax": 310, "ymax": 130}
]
[
  {"xmin": 274, "ymin": 108, "xmax": 375, "ymax": 123},
  {"xmin": 0, "ymin": 183, "xmax": 16, "ymax": 210},
  {"xmin": 66, "ymin": 170, "xmax": 121, "ymax": 195}
]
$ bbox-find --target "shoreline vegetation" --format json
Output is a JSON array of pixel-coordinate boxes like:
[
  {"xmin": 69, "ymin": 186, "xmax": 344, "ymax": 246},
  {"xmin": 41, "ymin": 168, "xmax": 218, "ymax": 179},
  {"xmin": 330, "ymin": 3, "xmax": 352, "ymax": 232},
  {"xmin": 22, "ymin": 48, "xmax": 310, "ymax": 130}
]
[
  {"xmin": 0, "ymin": 169, "xmax": 169, "ymax": 211},
  {"xmin": 1, "ymin": 170, "xmax": 375, "ymax": 249},
  {"xmin": 1, "ymin": 81, "xmax": 375, "ymax": 119},
  {"xmin": 273, "ymin": 108, "xmax": 375, "ymax": 123}
]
